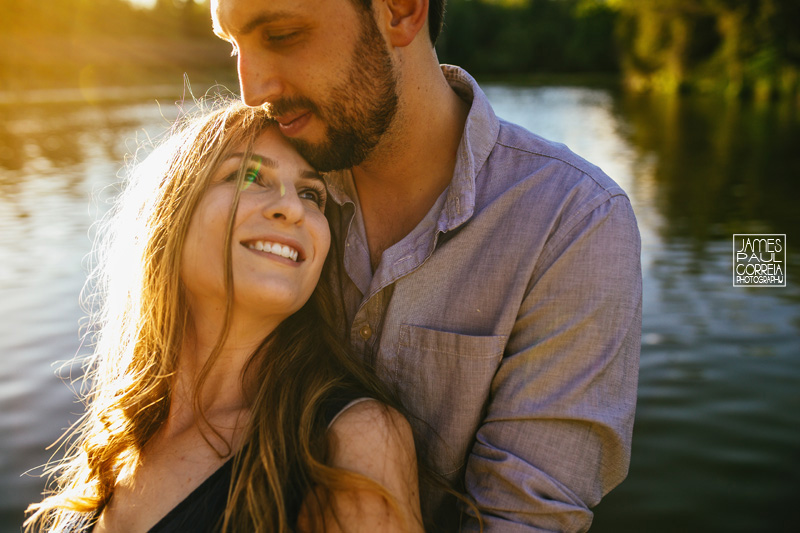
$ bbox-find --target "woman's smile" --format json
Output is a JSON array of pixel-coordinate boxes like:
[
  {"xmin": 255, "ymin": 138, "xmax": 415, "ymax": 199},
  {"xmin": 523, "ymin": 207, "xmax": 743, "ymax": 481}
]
[
  {"xmin": 181, "ymin": 126, "xmax": 330, "ymax": 326},
  {"xmin": 244, "ymin": 240, "xmax": 301, "ymax": 262}
]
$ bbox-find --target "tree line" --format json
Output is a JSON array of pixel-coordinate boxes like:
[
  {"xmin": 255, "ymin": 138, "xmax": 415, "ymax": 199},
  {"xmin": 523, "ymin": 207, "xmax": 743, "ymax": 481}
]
[
  {"xmin": 1, "ymin": 0, "xmax": 798, "ymax": 98},
  {"xmin": 604, "ymin": 0, "xmax": 800, "ymax": 98},
  {"xmin": 437, "ymin": 0, "xmax": 800, "ymax": 98}
]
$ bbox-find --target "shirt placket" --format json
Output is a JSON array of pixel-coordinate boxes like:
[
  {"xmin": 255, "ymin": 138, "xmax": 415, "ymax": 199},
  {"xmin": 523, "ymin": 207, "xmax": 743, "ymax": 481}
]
[{"xmin": 349, "ymin": 288, "xmax": 390, "ymax": 368}]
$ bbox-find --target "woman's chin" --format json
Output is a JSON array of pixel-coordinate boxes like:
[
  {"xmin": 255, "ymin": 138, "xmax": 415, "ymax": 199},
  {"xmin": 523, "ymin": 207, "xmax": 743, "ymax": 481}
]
[{"xmin": 231, "ymin": 295, "xmax": 304, "ymax": 327}]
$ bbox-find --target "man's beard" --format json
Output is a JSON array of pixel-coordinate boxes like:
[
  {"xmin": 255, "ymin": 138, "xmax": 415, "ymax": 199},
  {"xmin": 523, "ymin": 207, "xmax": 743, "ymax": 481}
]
[{"xmin": 267, "ymin": 12, "xmax": 399, "ymax": 172}]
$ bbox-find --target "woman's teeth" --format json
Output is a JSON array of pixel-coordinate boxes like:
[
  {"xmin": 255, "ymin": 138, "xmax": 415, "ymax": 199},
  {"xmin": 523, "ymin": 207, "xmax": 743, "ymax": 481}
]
[{"xmin": 247, "ymin": 241, "xmax": 299, "ymax": 262}]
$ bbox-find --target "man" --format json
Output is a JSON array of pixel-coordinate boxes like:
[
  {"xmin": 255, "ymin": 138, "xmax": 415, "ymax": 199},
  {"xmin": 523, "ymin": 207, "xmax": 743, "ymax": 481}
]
[{"xmin": 211, "ymin": 0, "xmax": 642, "ymax": 530}]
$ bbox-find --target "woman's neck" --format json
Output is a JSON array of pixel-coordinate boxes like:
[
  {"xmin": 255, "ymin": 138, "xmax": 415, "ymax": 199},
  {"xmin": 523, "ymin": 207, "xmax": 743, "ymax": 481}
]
[
  {"xmin": 180, "ymin": 304, "xmax": 279, "ymax": 400},
  {"xmin": 161, "ymin": 322, "xmax": 268, "ymax": 446}
]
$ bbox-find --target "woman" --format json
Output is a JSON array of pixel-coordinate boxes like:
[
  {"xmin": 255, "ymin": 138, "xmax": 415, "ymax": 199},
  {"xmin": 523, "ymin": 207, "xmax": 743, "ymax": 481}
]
[{"xmin": 25, "ymin": 101, "xmax": 423, "ymax": 532}]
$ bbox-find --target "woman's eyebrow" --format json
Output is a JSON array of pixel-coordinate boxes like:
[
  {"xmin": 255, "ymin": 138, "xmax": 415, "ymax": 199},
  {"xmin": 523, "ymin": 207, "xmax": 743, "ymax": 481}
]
[
  {"xmin": 300, "ymin": 170, "xmax": 323, "ymax": 182},
  {"xmin": 225, "ymin": 153, "xmax": 321, "ymax": 181},
  {"xmin": 226, "ymin": 153, "xmax": 278, "ymax": 169}
]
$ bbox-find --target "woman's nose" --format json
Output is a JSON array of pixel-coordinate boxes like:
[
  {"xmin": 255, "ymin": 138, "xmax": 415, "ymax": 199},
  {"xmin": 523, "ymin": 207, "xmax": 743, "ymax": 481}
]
[{"xmin": 262, "ymin": 185, "xmax": 304, "ymax": 225}]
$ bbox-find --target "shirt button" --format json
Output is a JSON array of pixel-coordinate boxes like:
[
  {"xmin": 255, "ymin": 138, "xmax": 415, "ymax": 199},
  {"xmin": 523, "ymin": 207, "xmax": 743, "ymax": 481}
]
[{"xmin": 359, "ymin": 324, "xmax": 373, "ymax": 340}]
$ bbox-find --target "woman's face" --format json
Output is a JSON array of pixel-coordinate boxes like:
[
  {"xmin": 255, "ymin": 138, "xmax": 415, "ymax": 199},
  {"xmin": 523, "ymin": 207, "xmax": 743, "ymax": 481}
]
[{"xmin": 181, "ymin": 127, "xmax": 331, "ymax": 328}]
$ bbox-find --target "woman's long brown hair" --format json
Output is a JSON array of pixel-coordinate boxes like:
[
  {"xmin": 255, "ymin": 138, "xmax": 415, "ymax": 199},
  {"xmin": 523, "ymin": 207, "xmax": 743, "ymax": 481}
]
[
  {"xmin": 23, "ymin": 99, "xmax": 413, "ymax": 532},
  {"xmin": 25, "ymin": 98, "xmax": 480, "ymax": 532}
]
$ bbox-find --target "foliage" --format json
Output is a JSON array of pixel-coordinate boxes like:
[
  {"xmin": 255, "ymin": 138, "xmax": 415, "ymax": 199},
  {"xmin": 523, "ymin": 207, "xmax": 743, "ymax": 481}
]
[
  {"xmin": 601, "ymin": 0, "xmax": 800, "ymax": 97},
  {"xmin": 436, "ymin": 0, "xmax": 619, "ymax": 75},
  {"xmin": 436, "ymin": 0, "xmax": 799, "ymax": 97},
  {"xmin": 1, "ymin": 0, "xmax": 797, "ymax": 98}
]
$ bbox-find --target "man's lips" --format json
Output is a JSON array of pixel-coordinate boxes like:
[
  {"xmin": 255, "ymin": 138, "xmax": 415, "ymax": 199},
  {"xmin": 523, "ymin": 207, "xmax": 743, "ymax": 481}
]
[{"xmin": 274, "ymin": 111, "xmax": 312, "ymax": 136}]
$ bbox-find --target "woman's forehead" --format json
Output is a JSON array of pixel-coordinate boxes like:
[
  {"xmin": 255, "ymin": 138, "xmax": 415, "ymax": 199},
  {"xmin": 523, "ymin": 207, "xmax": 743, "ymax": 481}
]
[{"xmin": 239, "ymin": 128, "xmax": 318, "ymax": 178}]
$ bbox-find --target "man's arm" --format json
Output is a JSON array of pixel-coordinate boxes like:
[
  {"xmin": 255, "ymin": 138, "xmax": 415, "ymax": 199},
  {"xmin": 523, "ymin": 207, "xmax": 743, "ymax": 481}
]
[{"xmin": 462, "ymin": 192, "xmax": 642, "ymax": 532}]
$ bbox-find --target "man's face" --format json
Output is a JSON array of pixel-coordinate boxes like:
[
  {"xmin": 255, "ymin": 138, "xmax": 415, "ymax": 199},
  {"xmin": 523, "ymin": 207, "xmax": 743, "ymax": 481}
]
[{"xmin": 212, "ymin": 0, "xmax": 399, "ymax": 171}]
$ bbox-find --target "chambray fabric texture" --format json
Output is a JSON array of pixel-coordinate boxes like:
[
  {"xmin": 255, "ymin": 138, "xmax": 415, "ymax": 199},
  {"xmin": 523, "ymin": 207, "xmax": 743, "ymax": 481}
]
[{"xmin": 323, "ymin": 65, "xmax": 642, "ymax": 532}]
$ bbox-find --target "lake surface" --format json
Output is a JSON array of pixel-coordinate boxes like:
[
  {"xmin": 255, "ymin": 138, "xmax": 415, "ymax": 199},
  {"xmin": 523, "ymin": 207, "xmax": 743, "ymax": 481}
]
[{"xmin": 1, "ymin": 85, "xmax": 798, "ymax": 532}]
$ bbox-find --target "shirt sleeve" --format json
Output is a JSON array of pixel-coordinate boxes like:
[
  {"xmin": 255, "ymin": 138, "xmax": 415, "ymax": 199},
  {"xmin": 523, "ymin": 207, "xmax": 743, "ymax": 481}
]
[{"xmin": 461, "ymin": 192, "xmax": 642, "ymax": 532}]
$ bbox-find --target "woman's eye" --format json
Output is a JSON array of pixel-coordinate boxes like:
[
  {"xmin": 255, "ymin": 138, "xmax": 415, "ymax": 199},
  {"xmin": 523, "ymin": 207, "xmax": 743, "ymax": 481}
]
[
  {"xmin": 239, "ymin": 156, "xmax": 264, "ymax": 191},
  {"xmin": 222, "ymin": 168, "xmax": 263, "ymax": 191},
  {"xmin": 242, "ymin": 168, "xmax": 260, "ymax": 188},
  {"xmin": 299, "ymin": 188, "xmax": 325, "ymax": 207}
]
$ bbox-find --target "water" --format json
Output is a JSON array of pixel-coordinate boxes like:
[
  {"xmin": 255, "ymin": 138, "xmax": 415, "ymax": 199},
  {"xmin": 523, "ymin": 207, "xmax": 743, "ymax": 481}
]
[{"xmin": 1, "ymin": 85, "xmax": 799, "ymax": 532}]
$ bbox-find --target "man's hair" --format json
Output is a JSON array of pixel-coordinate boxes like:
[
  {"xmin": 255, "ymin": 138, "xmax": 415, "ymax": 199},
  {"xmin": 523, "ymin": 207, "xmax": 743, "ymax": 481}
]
[{"xmin": 352, "ymin": 0, "xmax": 446, "ymax": 46}]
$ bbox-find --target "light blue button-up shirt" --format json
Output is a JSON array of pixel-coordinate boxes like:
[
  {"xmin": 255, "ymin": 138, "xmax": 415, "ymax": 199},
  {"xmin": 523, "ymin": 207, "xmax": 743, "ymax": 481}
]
[{"xmin": 324, "ymin": 66, "xmax": 642, "ymax": 532}]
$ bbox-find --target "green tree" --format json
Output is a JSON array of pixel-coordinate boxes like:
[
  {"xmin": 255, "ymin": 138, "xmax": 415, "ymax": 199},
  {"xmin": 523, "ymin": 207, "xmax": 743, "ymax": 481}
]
[
  {"xmin": 437, "ymin": 0, "xmax": 618, "ymax": 76},
  {"xmin": 603, "ymin": 0, "xmax": 800, "ymax": 97}
]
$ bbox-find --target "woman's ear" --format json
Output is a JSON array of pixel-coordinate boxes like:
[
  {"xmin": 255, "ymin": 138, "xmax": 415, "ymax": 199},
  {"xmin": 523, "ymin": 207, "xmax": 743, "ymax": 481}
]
[{"xmin": 378, "ymin": 0, "xmax": 429, "ymax": 48}]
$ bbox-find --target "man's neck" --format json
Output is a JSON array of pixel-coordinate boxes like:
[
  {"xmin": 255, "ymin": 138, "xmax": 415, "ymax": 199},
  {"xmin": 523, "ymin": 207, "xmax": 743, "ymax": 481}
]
[{"xmin": 352, "ymin": 64, "xmax": 470, "ymax": 271}]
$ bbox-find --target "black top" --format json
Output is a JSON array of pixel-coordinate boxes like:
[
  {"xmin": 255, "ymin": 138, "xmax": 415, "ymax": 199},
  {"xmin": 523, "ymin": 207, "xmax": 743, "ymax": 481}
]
[
  {"xmin": 58, "ymin": 394, "xmax": 364, "ymax": 533},
  {"xmin": 149, "ymin": 457, "xmax": 233, "ymax": 533},
  {"xmin": 57, "ymin": 456, "xmax": 233, "ymax": 533}
]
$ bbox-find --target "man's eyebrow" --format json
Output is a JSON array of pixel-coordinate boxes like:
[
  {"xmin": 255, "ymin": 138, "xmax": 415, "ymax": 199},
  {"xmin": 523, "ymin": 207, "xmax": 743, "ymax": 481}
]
[{"xmin": 216, "ymin": 11, "xmax": 296, "ymax": 38}]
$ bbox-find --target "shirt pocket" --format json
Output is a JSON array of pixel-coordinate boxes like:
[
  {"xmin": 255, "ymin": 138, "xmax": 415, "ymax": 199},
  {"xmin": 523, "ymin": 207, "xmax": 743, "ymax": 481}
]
[{"xmin": 395, "ymin": 324, "xmax": 507, "ymax": 477}]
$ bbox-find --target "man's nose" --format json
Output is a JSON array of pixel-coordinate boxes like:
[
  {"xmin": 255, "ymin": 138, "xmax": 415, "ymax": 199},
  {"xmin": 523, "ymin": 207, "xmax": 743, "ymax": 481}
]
[{"xmin": 237, "ymin": 49, "xmax": 284, "ymax": 107}]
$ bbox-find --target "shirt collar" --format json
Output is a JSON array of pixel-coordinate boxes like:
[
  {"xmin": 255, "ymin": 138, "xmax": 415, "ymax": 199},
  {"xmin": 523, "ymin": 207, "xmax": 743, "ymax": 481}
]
[
  {"xmin": 325, "ymin": 65, "xmax": 501, "ymax": 233},
  {"xmin": 438, "ymin": 65, "xmax": 500, "ymax": 232}
]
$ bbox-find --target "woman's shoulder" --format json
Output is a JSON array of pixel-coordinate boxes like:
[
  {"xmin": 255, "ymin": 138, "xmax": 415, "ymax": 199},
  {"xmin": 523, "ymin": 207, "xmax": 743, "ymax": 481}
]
[
  {"xmin": 305, "ymin": 400, "xmax": 423, "ymax": 532},
  {"xmin": 326, "ymin": 397, "xmax": 379, "ymax": 428},
  {"xmin": 328, "ymin": 398, "xmax": 407, "ymax": 429},
  {"xmin": 327, "ymin": 399, "xmax": 415, "ymax": 468}
]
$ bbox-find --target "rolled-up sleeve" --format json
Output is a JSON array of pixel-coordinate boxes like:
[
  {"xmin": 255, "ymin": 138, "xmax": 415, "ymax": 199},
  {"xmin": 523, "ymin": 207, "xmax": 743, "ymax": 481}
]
[{"xmin": 462, "ymin": 192, "xmax": 642, "ymax": 532}]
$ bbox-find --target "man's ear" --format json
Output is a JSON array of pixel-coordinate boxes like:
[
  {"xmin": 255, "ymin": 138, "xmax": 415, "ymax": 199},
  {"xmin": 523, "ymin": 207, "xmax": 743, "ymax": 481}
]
[{"xmin": 378, "ymin": 0, "xmax": 429, "ymax": 48}]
